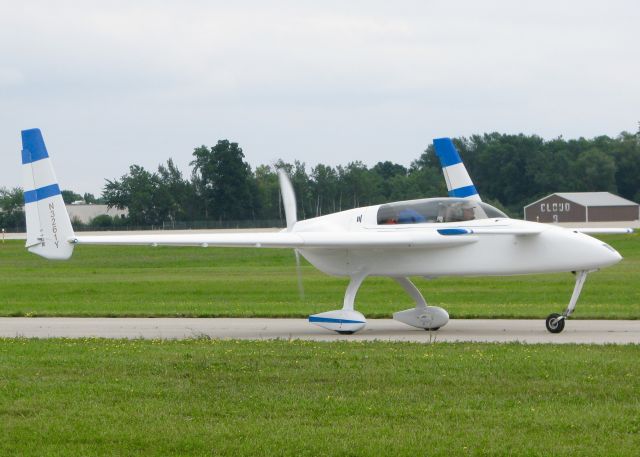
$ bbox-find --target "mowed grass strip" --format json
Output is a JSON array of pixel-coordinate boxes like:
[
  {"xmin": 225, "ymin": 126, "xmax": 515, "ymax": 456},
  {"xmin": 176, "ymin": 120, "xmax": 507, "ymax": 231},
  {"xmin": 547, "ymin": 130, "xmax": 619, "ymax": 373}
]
[
  {"xmin": 0, "ymin": 339, "xmax": 638, "ymax": 456},
  {"xmin": 0, "ymin": 233, "xmax": 638, "ymax": 318}
]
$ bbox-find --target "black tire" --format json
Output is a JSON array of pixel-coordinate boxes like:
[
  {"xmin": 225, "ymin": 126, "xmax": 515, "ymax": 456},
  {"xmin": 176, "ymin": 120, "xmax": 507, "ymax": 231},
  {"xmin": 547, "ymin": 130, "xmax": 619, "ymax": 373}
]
[
  {"xmin": 546, "ymin": 313, "xmax": 565, "ymax": 333},
  {"xmin": 424, "ymin": 327, "xmax": 440, "ymax": 331},
  {"xmin": 336, "ymin": 330, "xmax": 355, "ymax": 335}
]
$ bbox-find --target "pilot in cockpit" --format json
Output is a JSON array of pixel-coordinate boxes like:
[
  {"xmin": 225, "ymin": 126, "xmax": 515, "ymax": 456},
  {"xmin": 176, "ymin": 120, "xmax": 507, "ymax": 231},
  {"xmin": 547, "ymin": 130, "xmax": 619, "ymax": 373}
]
[
  {"xmin": 461, "ymin": 203, "xmax": 476, "ymax": 221},
  {"xmin": 447, "ymin": 201, "xmax": 477, "ymax": 222}
]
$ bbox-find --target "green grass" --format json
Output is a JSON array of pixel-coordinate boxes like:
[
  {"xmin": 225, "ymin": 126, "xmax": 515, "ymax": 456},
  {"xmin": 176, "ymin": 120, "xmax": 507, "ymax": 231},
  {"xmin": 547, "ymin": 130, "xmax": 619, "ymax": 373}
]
[
  {"xmin": 0, "ymin": 234, "xmax": 638, "ymax": 319},
  {"xmin": 1, "ymin": 339, "xmax": 638, "ymax": 456}
]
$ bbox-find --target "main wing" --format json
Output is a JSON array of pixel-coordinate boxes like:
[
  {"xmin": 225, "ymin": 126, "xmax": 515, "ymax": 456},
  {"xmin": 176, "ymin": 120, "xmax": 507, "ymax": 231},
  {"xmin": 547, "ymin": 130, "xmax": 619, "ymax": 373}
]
[
  {"xmin": 72, "ymin": 230, "xmax": 479, "ymax": 249},
  {"xmin": 18, "ymin": 129, "xmax": 479, "ymax": 259}
]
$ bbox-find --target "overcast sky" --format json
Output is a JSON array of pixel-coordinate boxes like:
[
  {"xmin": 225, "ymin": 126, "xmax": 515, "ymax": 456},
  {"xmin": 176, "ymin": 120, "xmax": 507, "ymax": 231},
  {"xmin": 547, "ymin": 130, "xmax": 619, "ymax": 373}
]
[{"xmin": 1, "ymin": 0, "xmax": 638, "ymax": 195}]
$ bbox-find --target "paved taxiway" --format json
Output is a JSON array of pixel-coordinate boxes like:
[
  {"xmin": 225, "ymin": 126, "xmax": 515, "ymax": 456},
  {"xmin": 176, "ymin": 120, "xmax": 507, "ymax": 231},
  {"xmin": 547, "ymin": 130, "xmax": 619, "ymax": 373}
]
[{"xmin": 1, "ymin": 318, "xmax": 639, "ymax": 344}]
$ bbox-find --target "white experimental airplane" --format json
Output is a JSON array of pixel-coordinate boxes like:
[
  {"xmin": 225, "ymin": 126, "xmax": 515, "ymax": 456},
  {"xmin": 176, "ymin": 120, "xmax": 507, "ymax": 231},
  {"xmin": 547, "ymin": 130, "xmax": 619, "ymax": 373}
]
[{"xmin": 20, "ymin": 129, "xmax": 632, "ymax": 334}]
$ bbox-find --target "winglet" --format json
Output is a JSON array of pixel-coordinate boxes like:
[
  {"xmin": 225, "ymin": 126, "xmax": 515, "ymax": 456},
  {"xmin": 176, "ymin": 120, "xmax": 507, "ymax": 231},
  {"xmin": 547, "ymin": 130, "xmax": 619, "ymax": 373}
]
[
  {"xmin": 433, "ymin": 138, "xmax": 481, "ymax": 202},
  {"xmin": 21, "ymin": 128, "xmax": 75, "ymax": 259},
  {"xmin": 22, "ymin": 129, "xmax": 50, "ymax": 164}
]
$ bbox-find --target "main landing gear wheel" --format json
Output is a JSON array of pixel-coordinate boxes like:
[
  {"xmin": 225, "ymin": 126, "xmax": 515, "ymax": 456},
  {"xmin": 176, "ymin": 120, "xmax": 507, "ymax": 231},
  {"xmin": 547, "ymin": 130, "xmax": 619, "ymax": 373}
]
[
  {"xmin": 308, "ymin": 274, "xmax": 369, "ymax": 334},
  {"xmin": 545, "ymin": 313, "xmax": 565, "ymax": 333},
  {"xmin": 391, "ymin": 277, "xmax": 450, "ymax": 331}
]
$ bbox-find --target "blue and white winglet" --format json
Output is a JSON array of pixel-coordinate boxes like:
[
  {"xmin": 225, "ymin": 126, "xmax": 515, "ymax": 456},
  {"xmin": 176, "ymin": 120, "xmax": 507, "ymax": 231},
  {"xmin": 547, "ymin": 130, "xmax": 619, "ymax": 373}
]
[
  {"xmin": 21, "ymin": 129, "xmax": 75, "ymax": 260},
  {"xmin": 433, "ymin": 137, "xmax": 481, "ymax": 202}
]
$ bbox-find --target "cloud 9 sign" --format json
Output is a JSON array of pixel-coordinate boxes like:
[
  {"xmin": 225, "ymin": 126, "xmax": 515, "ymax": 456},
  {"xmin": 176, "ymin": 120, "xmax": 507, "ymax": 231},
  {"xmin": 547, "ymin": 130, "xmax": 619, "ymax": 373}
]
[
  {"xmin": 540, "ymin": 202, "xmax": 571, "ymax": 213},
  {"xmin": 525, "ymin": 195, "xmax": 585, "ymax": 223}
]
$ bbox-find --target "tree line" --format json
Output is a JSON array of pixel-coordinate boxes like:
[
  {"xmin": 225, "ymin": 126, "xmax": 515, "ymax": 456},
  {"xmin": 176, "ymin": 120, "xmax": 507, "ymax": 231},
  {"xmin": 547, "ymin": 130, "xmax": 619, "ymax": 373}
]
[{"xmin": 1, "ymin": 130, "xmax": 639, "ymax": 230}]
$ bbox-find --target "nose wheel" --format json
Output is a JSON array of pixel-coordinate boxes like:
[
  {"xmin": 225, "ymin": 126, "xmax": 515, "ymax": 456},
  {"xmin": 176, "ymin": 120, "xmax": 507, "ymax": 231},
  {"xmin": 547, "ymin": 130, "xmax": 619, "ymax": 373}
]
[
  {"xmin": 545, "ymin": 313, "xmax": 565, "ymax": 333},
  {"xmin": 545, "ymin": 270, "xmax": 589, "ymax": 334}
]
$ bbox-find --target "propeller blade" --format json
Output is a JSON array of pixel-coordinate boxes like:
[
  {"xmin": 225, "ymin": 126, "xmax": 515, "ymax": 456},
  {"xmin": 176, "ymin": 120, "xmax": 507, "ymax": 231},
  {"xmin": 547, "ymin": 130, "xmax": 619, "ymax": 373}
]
[{"xmin": 277, "ymin": 169, "xmax": 297, "ymax": 231}]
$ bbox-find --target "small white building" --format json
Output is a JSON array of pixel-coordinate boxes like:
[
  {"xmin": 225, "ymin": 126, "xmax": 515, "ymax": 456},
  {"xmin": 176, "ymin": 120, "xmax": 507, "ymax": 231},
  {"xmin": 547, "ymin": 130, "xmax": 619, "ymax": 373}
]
[{"xmin": 66, "ymin": 204, "xmax": 128, "ymax": 224}]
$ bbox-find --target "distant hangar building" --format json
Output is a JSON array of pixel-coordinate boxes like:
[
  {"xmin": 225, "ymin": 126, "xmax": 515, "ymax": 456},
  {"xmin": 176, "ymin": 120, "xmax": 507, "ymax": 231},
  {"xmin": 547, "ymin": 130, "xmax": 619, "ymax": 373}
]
[
  {"xmin": 66, "ymin": 204, "xmax": 128, "ymax": 224},
  {"xmin": 524, "ymin": 192, "xmax": 639, "ymax": 223}
]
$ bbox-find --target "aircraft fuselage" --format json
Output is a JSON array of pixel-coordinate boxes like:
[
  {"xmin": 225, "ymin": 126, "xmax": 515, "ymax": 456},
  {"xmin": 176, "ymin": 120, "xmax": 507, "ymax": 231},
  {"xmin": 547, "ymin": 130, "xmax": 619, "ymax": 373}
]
[{"xmin": 294, "ymin": 204, "xmax": 622, "ymax": 277}]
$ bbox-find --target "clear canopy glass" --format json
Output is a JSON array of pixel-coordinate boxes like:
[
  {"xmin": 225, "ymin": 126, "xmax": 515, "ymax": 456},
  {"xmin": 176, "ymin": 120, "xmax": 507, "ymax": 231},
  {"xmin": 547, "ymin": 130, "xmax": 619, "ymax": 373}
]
[{"xmin": 377, "ymin": 198, "xmax": 507, "ymax": 225}]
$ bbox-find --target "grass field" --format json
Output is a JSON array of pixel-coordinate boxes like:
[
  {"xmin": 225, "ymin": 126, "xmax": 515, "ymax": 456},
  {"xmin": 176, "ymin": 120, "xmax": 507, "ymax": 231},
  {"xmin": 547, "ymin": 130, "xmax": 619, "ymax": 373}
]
[
  {"xmin": 1, "ymin": 237, "xmax": 639, "ymax": 457},
  {"xmin": 0, "ymin": 234, "xmax": 638, "ymax": 319},
  {"xmin": 0, "ymin": 339, "xmax": 638, "ymax": 456}
]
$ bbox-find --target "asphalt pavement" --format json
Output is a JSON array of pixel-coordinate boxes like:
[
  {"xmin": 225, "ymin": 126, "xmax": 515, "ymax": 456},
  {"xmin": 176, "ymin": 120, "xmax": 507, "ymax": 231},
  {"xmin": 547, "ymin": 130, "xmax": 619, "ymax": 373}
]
[{"xmin": 1, "ymin": 317, "xmax": 639, "ymax": 344}]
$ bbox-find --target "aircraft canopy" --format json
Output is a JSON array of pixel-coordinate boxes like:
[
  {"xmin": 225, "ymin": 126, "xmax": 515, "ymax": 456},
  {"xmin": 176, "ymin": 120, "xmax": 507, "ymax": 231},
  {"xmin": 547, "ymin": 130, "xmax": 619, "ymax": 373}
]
[{"xmin": 377, "ymin": 198, "xmax": 507, "ymax": 225}]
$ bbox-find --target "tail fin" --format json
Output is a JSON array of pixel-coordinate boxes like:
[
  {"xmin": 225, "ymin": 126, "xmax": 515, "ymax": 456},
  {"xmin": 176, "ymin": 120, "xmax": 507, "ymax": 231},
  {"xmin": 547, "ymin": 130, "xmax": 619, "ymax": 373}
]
[
  {"xmin": 21, "ymin": 129, "xmax": 75, "ymax": 259},
  {"xmin": 433, "ymin": 137, "xmax": 481, "ymax": 202},
  {"xmin": 277, "ymin": 169, "xmax": 297, "ymax": 231}
]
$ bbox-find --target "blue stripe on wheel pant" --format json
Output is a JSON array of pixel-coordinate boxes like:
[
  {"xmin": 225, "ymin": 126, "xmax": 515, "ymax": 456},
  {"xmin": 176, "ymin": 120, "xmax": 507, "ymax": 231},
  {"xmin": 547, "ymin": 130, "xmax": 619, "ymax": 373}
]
[{"xmin": 308, "ymin": 316, "xmax": 365, "ymax": 324}]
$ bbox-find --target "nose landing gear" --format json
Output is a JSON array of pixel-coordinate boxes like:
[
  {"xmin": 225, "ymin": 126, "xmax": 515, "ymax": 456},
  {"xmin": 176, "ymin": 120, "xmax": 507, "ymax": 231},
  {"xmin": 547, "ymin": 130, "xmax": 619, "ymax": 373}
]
[{"xmin": 545, "ymin": 270, "xmax": 589, "ymax": 334}]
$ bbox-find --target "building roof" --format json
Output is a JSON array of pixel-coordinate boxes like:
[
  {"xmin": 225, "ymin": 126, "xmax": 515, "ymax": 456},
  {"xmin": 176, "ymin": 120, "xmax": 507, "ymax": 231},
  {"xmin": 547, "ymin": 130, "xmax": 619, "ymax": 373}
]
[
  {"xmin": 525, "ymin": 192, "xmax": 638, "ymax": 208},
  {"xmin": 555, "ymin": 192, "xmax": 638, "ymax": 207}
]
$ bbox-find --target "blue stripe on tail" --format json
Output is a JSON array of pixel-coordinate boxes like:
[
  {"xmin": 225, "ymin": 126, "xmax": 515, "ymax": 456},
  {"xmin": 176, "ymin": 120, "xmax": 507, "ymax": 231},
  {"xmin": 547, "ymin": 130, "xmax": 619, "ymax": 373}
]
[
  {"xmin": 21, "ymin": 128, "xmax": 49, "ymax": 164},
  {"xmin": 24, "ymin": 184, "xmax": 61, "ymax": 204},
  {"xmin": 449, "ymin": 185, "xmax": 478, "ymax": 198},
  {"xmin": 433, "ymin": 137, "xmax": 461, "ymax": 167}
]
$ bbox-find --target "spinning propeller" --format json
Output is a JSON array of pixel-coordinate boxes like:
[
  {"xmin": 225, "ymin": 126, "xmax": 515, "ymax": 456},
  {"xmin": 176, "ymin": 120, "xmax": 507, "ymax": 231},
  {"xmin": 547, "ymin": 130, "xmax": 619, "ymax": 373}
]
[{"xmin": 277, "ymin": 169, "xmax": 305, "ymax": 300}]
